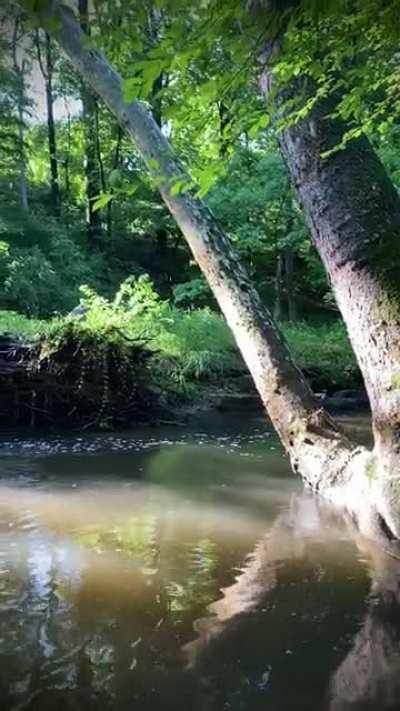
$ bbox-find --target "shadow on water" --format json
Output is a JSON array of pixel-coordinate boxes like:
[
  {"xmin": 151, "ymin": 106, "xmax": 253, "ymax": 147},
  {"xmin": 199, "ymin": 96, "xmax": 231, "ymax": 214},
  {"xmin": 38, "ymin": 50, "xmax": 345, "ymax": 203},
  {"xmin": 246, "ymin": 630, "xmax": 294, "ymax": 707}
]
[{"xmin": 0, "ymin": 414, "xmax": 397, "ymax": 710}]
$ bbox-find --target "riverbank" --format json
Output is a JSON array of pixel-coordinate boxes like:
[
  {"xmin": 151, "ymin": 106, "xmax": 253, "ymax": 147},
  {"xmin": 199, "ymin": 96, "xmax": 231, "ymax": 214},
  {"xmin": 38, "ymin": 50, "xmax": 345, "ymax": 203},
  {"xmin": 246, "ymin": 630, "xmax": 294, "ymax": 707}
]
[
  {"xmin": 0, "ymin": 328, "xmax": 366, "ymax": 430},
  {"xmin": 0, "ymin": 281, "xmax": 364, "ymax": 429}
]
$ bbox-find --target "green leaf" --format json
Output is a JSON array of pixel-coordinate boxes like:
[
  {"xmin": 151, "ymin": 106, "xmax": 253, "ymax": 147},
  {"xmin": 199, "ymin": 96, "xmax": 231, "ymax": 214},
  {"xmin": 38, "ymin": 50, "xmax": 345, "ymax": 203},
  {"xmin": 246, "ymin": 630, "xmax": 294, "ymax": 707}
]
[
  {"xmin": 147, "ymin": 158, "xmax": 160, "ymax": 171},
  {"xmin": 248, "ymin": 114, "xmax": 270, "ymax": 139},
  {"xmin": 123, "ymin": 78, "xmax": 141, "ymax": 103},
  {"xmin": 92, "ymin": 193, "xmax": 113, "ymax": 211}
]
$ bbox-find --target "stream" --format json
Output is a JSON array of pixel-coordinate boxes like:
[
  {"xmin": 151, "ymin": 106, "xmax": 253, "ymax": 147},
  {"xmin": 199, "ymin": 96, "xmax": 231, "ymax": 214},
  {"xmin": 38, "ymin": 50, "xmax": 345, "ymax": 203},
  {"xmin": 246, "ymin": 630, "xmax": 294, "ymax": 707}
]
[{"xmin": 1, "ymin": 413, "xmax": 399, "ymax": 711}]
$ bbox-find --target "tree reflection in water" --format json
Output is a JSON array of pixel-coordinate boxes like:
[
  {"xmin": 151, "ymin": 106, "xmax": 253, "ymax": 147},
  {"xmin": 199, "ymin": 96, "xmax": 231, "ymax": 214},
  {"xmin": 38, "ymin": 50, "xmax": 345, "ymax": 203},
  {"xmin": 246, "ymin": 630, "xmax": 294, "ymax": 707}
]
[
  {"xmin": 1, "ymin": 449, "xmax": 400, "ymax": 710},
  {"xmin": 186, "ymin": 497, "xmax": 400, "ymax": 711}
]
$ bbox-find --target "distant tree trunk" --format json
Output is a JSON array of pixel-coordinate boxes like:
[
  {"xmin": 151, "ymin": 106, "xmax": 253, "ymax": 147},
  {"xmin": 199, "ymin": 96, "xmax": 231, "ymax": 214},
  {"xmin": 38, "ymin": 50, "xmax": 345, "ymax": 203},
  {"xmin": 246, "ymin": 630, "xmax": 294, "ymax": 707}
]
[
  {"xmin": 36, "ymin": 31, "xmax": 61, "ymax": 215},
  {"xmin": 218, "ymin": 101, "xmax": 230, "ymax": 158},
  {"xmin": 12, "ymin": 17, "xmax": 29, "ymax": 212},
  {"xmin": 273, "ymin": 254, "xmax": 284, "ymax": 321},
  {"xmin": 146, "ymin": 3, "xmax": 164, "ymax": 127},
  {"xmin": 63, "ymin": 104, "xmax": 71, "ymax": 202},
  {"xmin": 284, "ymin": 248, "xmax": 297, "ymax": 321},
  {"xmin": 106, "ymin": 124, "xmax": 123, "ymax": 238},
  {"xmin": 93, "ymin": 101, "xmax": 111, "ymax": 236},
  {"xmin": 78, "ymin": 0, "xmax": 103, "ymax": 248},
  {"xmin": 37, "ymin": 2, "xmax": 400, "ymax": 548},
  {"xmin": 44, "ymin": 34, "xmax": 61, "ymax": 214},
  {"xmin": 274, "ymin": 249, "xmax": 297, "ymax": 322}
]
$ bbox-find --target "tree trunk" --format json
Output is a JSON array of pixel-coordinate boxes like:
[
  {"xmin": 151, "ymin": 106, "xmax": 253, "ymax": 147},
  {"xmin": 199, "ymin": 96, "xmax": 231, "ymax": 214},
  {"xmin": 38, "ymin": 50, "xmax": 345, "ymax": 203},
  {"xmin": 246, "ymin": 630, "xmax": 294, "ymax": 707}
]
[
  {"xmin": 146, "ymin": 3, "xmax": 164, "ymax": 127},
  {"xmin": 274, "ymin": 249, "xmax": 297, "ymax": 322},
  {"xmin": 35, "ymin": 2, "xmax": 365, "ymax": 492},
  {"xmin": 44, "ymin": 34, "xmax": 61, "ymax": 215},
  {"xmin": 36, "ymin": 31, "xmax": 61, "ymax": 215},
  {"xmin": 78, "ymin": 0, "xmax": 103, "ymax": 248},
  {"xmin": 276, "ymin": 89, "xmax": 400, "ymax": 485},
  {"xmin": 64, "ymin": 105, "xmax": 71, "ymax": 202},
  {"xmin": 284, "ymin": 248, "xmax": 297, "ymax": 322},
  {"xmin": 12, "ymin": 18, "xmax": 29, "ymax": 212},
  {"xmin": 273, "ymin": 253, "xmax": 284, "ymax": 321},
  {"xmin": 106, "ymin": 124, "xmax": 123, "ymax": 238},
  {"xmin": 33, "ymin": 2, "xmax": 400, "ymax": 547},
  {"xmin": 16, "ymin": 90, "xmax": 29, "ymax": 212},
  {"xmin": 93, "ymin": 101, "xmax": 111, "ymax": 236}
]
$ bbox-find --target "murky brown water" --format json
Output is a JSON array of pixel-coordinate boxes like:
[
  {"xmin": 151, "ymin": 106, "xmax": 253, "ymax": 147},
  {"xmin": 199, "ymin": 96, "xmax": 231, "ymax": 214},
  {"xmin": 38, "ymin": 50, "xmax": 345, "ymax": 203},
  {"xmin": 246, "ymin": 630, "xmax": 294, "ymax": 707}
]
[{"xmin": 1, "ymin": 415, "xmax": 399, "ymax": 711}]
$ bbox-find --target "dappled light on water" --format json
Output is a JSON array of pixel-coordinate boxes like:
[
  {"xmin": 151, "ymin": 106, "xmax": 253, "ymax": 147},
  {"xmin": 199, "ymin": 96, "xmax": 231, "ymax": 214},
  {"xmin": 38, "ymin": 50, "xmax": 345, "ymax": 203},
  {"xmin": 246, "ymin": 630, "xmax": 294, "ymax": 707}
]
[{"xmin": 0, "ymin": 417, "xmax": 396, "ymax": 710}]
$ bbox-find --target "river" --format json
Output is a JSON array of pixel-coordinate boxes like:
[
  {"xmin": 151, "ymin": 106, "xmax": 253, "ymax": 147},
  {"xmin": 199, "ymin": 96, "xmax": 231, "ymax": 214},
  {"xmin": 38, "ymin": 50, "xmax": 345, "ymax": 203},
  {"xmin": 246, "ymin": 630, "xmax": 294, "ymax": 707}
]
[{"xmin": 1, "ymin": 413, "xmax": 399, "ymax": 710}]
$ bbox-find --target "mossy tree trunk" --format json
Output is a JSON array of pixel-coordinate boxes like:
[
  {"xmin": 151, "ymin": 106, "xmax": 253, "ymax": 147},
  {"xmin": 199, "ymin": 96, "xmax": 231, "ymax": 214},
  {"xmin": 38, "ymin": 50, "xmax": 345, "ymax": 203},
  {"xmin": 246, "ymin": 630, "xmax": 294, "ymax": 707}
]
[{"xmin": 277, "ymin": 90, "xmax": 400, "ymax": 484}]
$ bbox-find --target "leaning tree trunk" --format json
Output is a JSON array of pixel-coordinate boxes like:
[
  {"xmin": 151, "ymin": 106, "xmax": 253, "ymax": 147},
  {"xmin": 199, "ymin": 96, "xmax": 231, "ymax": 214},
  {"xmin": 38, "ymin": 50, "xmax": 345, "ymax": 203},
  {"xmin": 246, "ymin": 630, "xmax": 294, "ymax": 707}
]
[
  {"xmin": 276, "ymin": 88, "xmax": 400, "ymax": 490},
  {"xmin": 28, "ymin": 1, "xmax": 370, "ymax": 496},
  {"xmin": 29, "ymin": 1, "xmax": 400, "ymax": 545}
]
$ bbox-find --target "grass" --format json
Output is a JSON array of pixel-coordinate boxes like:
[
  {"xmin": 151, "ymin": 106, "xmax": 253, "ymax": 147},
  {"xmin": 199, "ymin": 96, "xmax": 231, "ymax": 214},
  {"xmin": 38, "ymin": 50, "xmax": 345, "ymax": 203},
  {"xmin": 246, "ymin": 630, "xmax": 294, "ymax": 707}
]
[{"xmin": 0, "ymin": 310, "xmax": 60, "ymax": 337}]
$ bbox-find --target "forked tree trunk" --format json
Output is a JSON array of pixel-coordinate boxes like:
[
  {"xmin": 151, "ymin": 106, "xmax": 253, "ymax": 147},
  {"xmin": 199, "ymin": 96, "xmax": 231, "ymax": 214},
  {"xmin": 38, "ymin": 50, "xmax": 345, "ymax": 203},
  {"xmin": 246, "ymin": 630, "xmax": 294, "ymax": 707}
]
[
  {"xmin": 31, "ymin": 2, "xmax": 400, "ymax": 544},
  {"xmin": 33, "ymin": 2, "xmax": 364, "ymax": 490}
]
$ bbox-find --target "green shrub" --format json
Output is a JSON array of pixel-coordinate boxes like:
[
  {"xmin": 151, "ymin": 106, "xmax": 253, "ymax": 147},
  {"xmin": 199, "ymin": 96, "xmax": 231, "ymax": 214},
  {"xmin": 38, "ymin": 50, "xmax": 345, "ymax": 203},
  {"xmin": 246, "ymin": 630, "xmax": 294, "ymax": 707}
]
[
  {"xmin": 0, "ymin": 276, "xmax": 359, "ymax": 396},
  {"xmin": 0, "ymin": 204, "xmax": 99, "ymax": 317},
  {"xmin": 63, "ymin": 276, "xmax": 240, "ymax": 392},
  {"xmin": 283, "ymin": 321, "xmax": 358, "ymax": 387},
  {"xmin": 172, "ymin": 277, "xmax": 212, "ymax": 308}
]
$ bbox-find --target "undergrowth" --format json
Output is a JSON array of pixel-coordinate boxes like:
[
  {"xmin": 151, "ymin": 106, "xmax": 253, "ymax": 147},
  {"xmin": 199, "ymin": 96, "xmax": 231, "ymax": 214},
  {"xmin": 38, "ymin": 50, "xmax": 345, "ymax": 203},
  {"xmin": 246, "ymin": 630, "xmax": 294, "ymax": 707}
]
[{"xmin": 0, "ymin": 275, "xmax": 359, "ymax": 399}]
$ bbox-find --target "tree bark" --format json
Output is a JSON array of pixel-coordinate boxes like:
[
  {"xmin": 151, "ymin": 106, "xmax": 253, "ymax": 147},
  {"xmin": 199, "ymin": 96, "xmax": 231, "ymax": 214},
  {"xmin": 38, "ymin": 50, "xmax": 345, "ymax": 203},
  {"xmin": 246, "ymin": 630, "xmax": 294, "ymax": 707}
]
[
  {"xmin": 276, "ymin": 88, "xmax": 400, "ymax": 483},
  {"xmin": 93, "ymin": 101, "xmax": 111, "ymax": 236},
  {"xmin": 32, "ymin": 1, "xmax": 366, "ymax": 495}
]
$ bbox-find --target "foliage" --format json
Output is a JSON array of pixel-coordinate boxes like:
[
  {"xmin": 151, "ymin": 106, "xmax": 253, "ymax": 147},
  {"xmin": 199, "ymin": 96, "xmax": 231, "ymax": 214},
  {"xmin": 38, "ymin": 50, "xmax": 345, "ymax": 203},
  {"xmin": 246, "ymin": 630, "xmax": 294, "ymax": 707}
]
[
  {"xmin": 2, "ymin": 0, "xmax": 396, "ymax": 414},
  {"xmin": 0, "ymin": 195, "xmax": 101, "ymax": 316},
  {"xmin": 172, "ymin": 277, "xmax": 212, "ymax": 308},
  {"xmin": 64, "ymin": 276, "xmax": 239, "ymax": 389},
  {"xmin": 0, "ymin": 309, "xmax": 50, "ymax": 336},
  {"xmin": 283, "ymin": 321, "xmax": 358, "ymax": 388},
  {"xmin": 2, "ymin": 276, "xmax": 358, "ymax": 395}
]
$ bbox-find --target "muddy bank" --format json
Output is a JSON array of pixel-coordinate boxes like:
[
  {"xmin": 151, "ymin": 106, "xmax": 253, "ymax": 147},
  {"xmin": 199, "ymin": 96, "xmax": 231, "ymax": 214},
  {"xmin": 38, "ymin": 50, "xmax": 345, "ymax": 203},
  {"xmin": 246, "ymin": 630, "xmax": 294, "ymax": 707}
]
[
  {"xmin": 0, "ymin": 330, "xmax": 161, "ymax": 429},
  {"xmin": 0, "ymin": 331, "xmax": 367, "ymax": 431}
]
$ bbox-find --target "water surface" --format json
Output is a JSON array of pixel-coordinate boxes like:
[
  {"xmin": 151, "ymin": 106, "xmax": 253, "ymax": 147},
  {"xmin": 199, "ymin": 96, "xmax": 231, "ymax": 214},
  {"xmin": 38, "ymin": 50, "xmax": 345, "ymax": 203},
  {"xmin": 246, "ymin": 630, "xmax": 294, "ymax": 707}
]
[{"xmin": 1, "ymin": 415, "xmax": 398, "ymax": 711}]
